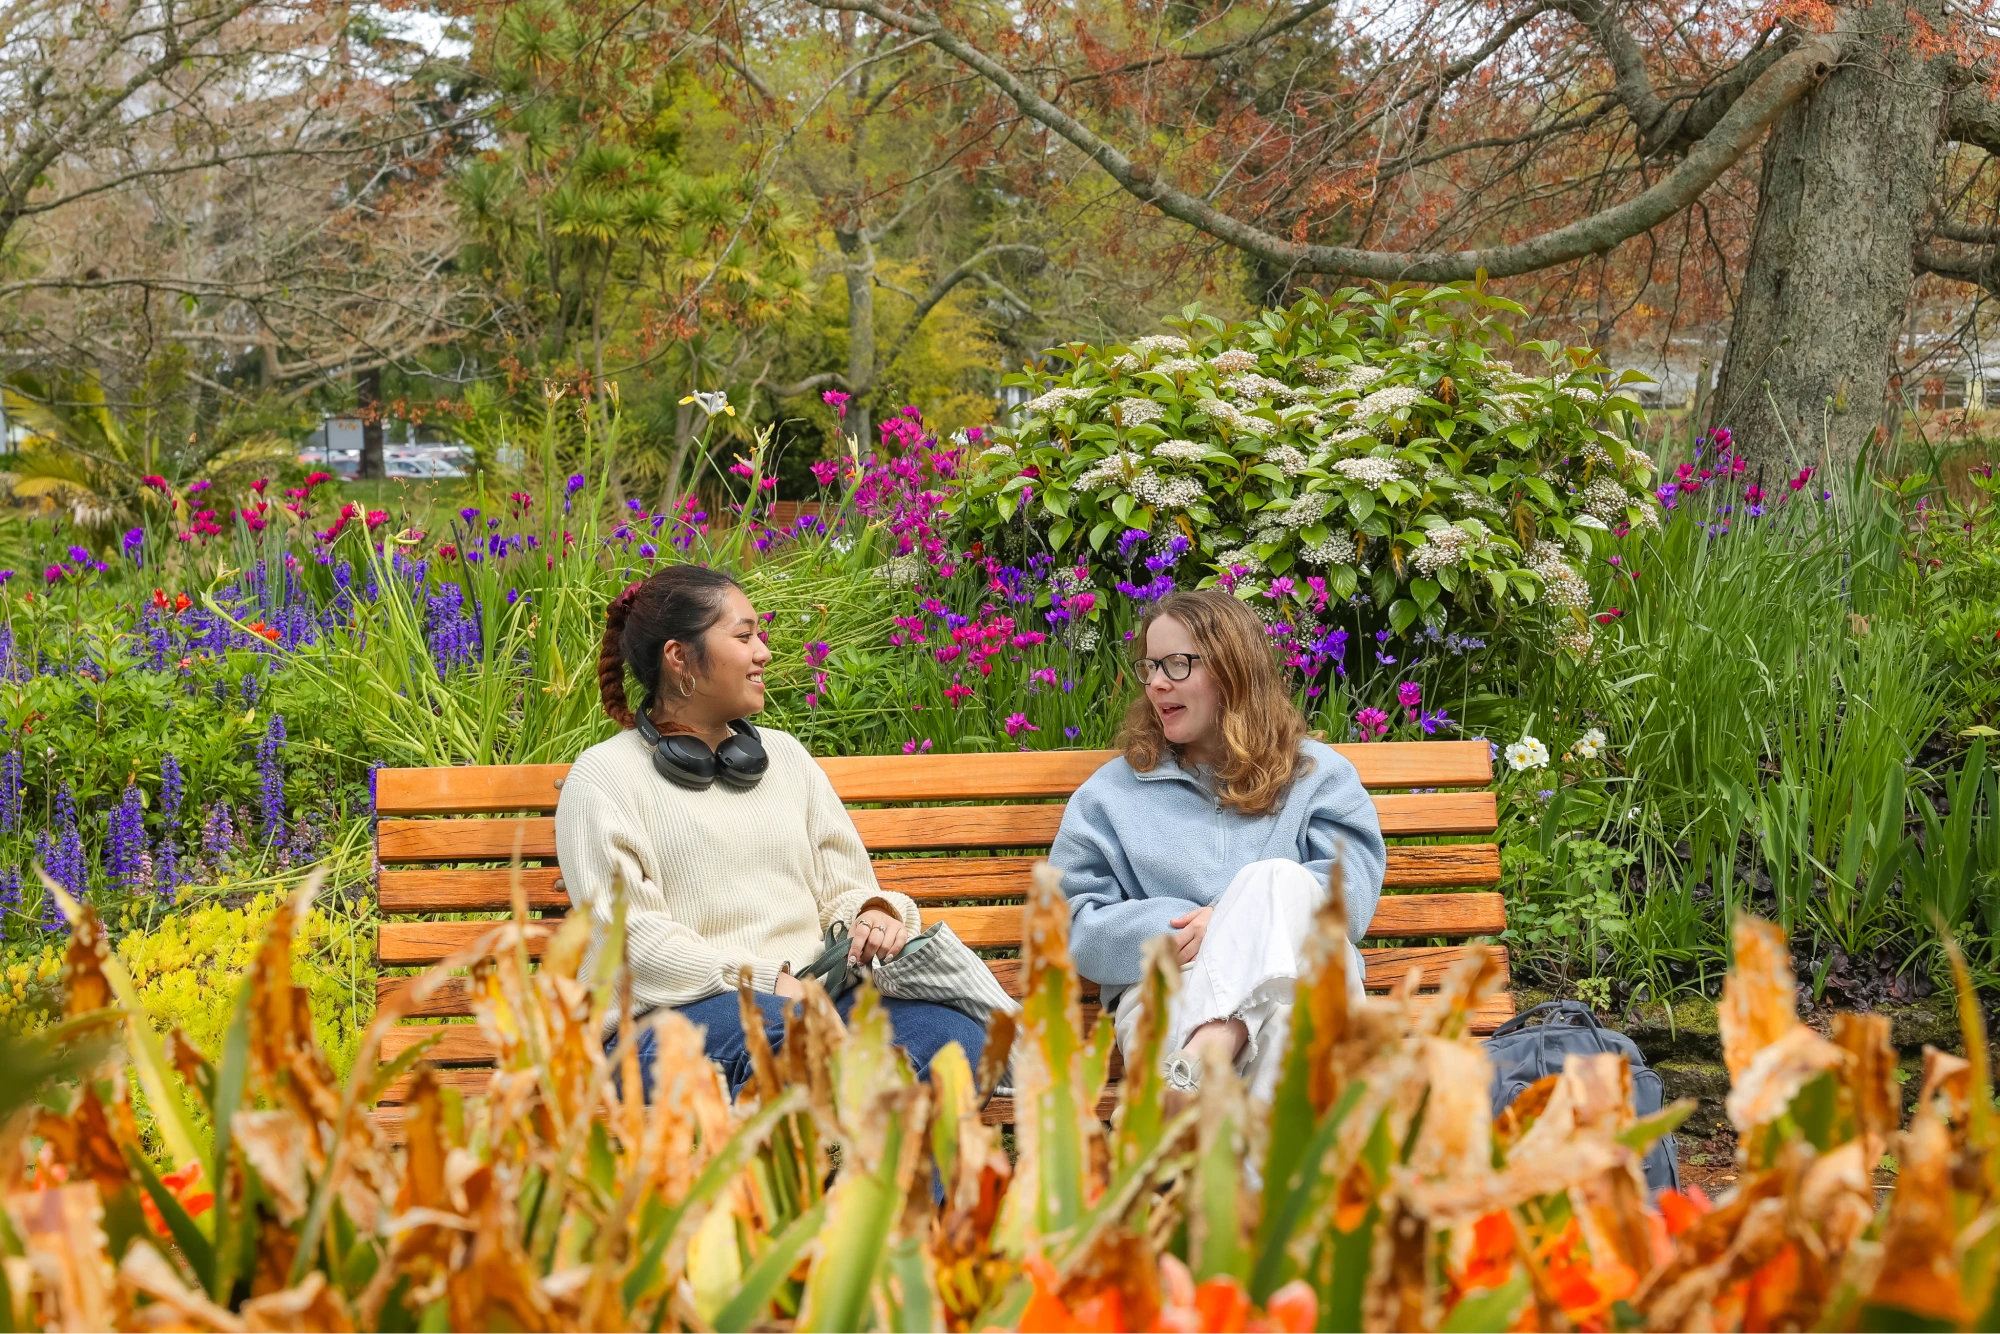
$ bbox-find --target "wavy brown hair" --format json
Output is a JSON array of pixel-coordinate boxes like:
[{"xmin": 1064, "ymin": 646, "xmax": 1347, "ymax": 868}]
[{"xmin": 1120, "ymin": 588, "xmax": 1310, "ymax": 816}]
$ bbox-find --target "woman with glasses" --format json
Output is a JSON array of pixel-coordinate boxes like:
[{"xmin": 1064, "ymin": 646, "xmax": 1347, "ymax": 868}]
[{"xmin": 1048, "ymin": 588, "xmax": 1385, "ymax": 1099}]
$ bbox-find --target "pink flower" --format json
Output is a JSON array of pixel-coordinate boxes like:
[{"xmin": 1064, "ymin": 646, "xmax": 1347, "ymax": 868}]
[
  {"xmin": 805, "ymin": 641, "xmax": 831, "ymax": 668},
  {"xmin": 902, "ymin": 737, "xmax": 933, "ymax": 754},
  {"xmin": 364, "ymin": 510, "xmax": 389, "ymax": 530},
  {"xmin": 141, "ymin": 474, "xmax": 168, "ymax": 490},
  {"xmin": 944, "ymin": 681, "xmax": 976, "ymax": 707},
  {"xmin": 1003, "ymin": 712, "xmax": 1039, "ymax": 738},
  {"xmin": 805, "ymin": 691, "xmax": 819, "ymax": 709},
  {"xmin": 1594, "ymin": 608, "xmax": 1623, "ymax": 623},
  {"xmin": 1396, "ymin": 682, "xmax": 1422, "ymax": 720},
  {"xmin": 823, "ymin": 390, "xmax": 851, "ymax": 418},
  {"xmin": 1265, "ymin": 576, "xmax": 1296, "ymax": 600},
  {"xmin": 186, "ymin": 479, "xmax": 212, "ymax": 494},
  {"xmin": 1355, "ymin": 707, "xmax": 1390, "ymax": 741}
]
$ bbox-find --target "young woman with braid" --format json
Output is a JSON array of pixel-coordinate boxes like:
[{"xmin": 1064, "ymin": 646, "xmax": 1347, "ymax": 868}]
[{"xmin": 554, "ymin": 564, "xmax": 984, "ymax": 1098}]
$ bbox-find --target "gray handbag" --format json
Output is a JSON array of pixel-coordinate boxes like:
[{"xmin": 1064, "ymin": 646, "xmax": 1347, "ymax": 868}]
[{"xmin": 796, "ymin": 918, "xmax": 1019, "ymax": 1030}]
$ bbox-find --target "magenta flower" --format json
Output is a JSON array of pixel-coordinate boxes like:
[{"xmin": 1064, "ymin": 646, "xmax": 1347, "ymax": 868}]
[
  {"xmin": 1355, "ymin": 707, "xmax": 1390, "ymax": 741},
  {"xmin": 1003, "ymin": 712, "xmax": 1039, "ymax": 738},
  {"xmin": 823, "ymin": 390, "xmax": 851, "ymax": 418},
  {"xmin": 944, "ymin": 681, "xmax": 975, "ymax": 707},
  {"xmin": 805, "ymin": 641, "xmax": 831, "ymax": 668},
  {"xmin": 1397, "ymin": 681, "xmax": 1423, "ymax": 713},
  {"xmin": 902, "ymin": 737, "xmax": 934, "ymax": 754}
]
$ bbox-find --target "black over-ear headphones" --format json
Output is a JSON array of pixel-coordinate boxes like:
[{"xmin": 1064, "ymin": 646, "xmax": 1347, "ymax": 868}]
[{"xmin": 633, "ymin": 711, "xmax": 770, "ymax": 791}]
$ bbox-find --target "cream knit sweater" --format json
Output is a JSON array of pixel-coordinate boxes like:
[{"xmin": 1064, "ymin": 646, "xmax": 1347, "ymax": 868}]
[{"xmin": 553, "ymin": 725, "xmax": 922, "ymax": 1018}]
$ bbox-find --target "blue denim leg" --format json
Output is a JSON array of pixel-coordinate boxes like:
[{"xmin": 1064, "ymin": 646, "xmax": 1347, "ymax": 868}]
[
  {"xmin": 616, "ymin": 991, "xmax": 987, "ymax": 1102},
  {"xmin": 838, "ymin": 992, "xmax": 987, "ymax": 1080}
]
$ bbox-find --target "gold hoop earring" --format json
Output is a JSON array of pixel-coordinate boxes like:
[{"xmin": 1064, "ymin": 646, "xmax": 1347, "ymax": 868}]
[{"xmin": 679, "ymin": 675, "xmax": 694, "ymax": 697}]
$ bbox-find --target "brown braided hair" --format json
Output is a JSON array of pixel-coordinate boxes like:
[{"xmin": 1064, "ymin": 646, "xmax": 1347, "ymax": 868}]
[{"xmin": 597, "ymin": 565, "xmax": 744, "ymax": 728}]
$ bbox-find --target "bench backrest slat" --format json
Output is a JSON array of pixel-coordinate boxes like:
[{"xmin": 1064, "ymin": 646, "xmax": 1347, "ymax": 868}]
[{"xmin": 373, "ymin": 741, "xmax": 1496, "ymax": 817}]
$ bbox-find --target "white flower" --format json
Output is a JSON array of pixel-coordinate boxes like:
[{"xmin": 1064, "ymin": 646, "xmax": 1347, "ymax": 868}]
[
  {"xmin": 1553, "ymin": 623, "xmax": 1596, "ymax": 658},
  {"xmin": 1574, "ymin": 728, "xmax": 1608, "ymax": 760},
  {"xmin": 1129, "ymin": 334, "xmax": 1190, "ymax": 355},
  {"xmin": 1318, "ymin": 426, "xmax": 1374, "ymax": 449},
  {"xmin": 681, "ymin": 390, "xmax": 732, "ymax": 417},
  {"xmin": 1336, "ymin": 365, "xmax": 1387, "ymax": 392},
  {"xmin": 1151, "ymin": 357, "xmax": 1205, "ymax": 377},
  {"xmin": 1151, "ymin": 438, "xmax": 1209, "ymax": 462},
  {"xmin": 1210, "ymin": 348, "xmax": 1259, "ymax": 374},
  {"xmin": 1114, "ymin": 397, "xmax": 1165, "ymax": 427},
  {"xmin": 1215, "ymin": 546, "xmax": 1264, "ymax": 573},
  {"xmin": 1193, "ymin": 398, "xmax": 1272, "ymax": 436},
  {"xmin": 1506, "ymin": 736, "xmax": 1550, "ymax": 771},
  {"xmin": 1581, "ymin": 474, "xmax": 1633, "ymax": 523},
  {"xmin": 1023, "ymin": 385, "xmax": 1095, "ymax": 414},
  {"xmin": 1130, "ymin": 471, "xmax": 1206, "ymax": 509},
  {"xmin": 1075, "ymin": 451, "xmax": 1145, "ymax": 490},
  {"xmin": 977, "ymin": 442, "xmax": 1016, "ymax": 463},
  {"xmin": 1261, "ymin": 444, "xmax": 1309, "ymax": 476},
  {"xmin": 1524, "ymin": 543, "xmax": 1589, "ymax": 609},
  {"xmin": 1224, "ymin": 372, "xmax": 1305, "ymax": 404},
  {"xmin": 1265, "ymin": 492, "xmax": 1329, "ymax": 529},
  {"xmin": 875, "ymin": 553, "xmax": 927, "ymax": 586},
  {"xmin": 1412, "ymin": 523, "xmax": 1481, "ymax": 576},
  {"xmin": 1329, "ymin": 455, "xmax": 1403, "ymax": 487},
  {"xmin": 1353, "ymin": 384, "xmax": 1424, "ymax": 418},
  {"xmin": 1561, "ymin": 384, "xmax": 1603, "ymax": 405},
  {"xmin": 1300, "ymin": 530, "xmax": 1357, "ymax": 566}
]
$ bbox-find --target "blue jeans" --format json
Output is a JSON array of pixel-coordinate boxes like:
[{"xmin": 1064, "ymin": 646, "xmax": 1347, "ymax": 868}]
[{"xmin": 617, "ymin": 989, "xmax": 986, "ymax": 1101}]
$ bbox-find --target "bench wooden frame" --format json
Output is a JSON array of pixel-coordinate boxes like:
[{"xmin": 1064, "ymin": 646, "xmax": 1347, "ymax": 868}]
[{"xmin": 372, "ymin": 740, "xmax": 1509, "ymax": 1125}]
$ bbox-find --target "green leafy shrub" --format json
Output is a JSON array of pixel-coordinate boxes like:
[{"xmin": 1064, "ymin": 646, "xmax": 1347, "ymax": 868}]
[{"xmin": 958, "ymin": 282, "xmax": 1658, "ymax": 638}]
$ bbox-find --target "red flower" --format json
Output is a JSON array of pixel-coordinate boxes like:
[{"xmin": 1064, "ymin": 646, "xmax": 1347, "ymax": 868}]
[
  {"xmin": 139, "ymin": 1161, "xmax": 214, "ymax": 1239},
  {"xmin": 1594, "ymin": 608, "xmax": 1623, "ymax": 623}
]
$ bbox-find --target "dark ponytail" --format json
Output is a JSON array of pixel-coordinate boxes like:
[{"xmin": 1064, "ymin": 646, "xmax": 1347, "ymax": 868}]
[{"xmin": 598, "ymin": 565, "xmax": 743, "ymax": 728}]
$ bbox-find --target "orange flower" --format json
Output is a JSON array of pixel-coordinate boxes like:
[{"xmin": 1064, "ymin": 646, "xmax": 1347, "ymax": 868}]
[
  {"xmin": 1455, "ymin": 1210, "xmax": 1517, "ymax": 1294},
  {"xmin": 138, "ymin": 1161, "xmax": 214, "ymax": 1239},
  {"xmin": 246, "ymin": 620, "xmax": 280, "ymax": 642},
  {"xmin": 1656, "ymin": 1186, "xmax": 1712, "ymax": 1236}
]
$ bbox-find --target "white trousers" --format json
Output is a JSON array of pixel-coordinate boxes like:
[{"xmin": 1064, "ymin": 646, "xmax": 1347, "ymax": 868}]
[{"xmin": 1112, "ymin": 859, "xmax": 1361, "ymax": 1103}]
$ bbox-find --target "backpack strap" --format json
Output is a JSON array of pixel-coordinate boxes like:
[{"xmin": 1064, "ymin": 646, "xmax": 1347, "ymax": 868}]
[{"xmin": 1487, "ymin": 999, "xmax": 1601, "ymax": 1039}]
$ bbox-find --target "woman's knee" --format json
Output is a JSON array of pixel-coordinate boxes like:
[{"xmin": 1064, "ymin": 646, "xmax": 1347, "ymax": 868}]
[{"xmin": 1223, "ymin": 858, "xmax": 1321, "ymax": 904}]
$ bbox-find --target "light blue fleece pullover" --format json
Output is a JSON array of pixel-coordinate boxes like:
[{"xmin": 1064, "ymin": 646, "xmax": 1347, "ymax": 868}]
[{"xmin": 1048, "ymin": 740, "xmax": 1387, "ymax": 1014}]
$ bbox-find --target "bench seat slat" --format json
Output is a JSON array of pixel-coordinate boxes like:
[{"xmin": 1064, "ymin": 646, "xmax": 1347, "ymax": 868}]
[
  {"xmin": 373, "ymin": 742, "xmax": 1495, "ymax": 817},
  {"xmin": 374, "ymin": 792, "xmax": 1497, "ymax": 866},
  {"xmin": 374, "ymin": 943, "xmax": 1509, "ymax": 1020},
  {"xmin": 376, "ymin": 844, "xmax": 1504, "ymax": 914}
]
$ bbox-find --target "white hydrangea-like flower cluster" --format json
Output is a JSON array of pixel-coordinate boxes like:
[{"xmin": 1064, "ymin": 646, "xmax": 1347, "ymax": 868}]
[
  {"xmin": 1151, "ymin": 357, "xmax": 1205, "ymax": 377},
  {"xmin": 1265, "ymin": 492, "xmax": 1329, "ymax": 528},
  {"xmin": 876, "ymin": 553, "xmax": 928, "ymax": 586},
  {"xmin": 1224, "ymin": 373, "xmax": 1308, "ymax": 403},
  {"xmin": 1262, "ymin": 444, "xmax": 1309, "ymax": 475},
  {"xmin": 1552, "ymin": 623, "xmax": 1595, "ymax": 658},
  {"xmin": 1458, "ymin": 489, "xmax": 1505, "ymax": 516},
  {"xmin": 1130, "ymin": 471, "xmax": 1206, "ymax": 509},
  {"xmin": 1114, "ymin": 397, "xmax": 1165, "ymax": 427},
  {"xmin": 1337, "ymin": 365, "xmax": 1388, "ymax": 392},
  {"xmin": 1581, "ymin": 474, "xmax": 1633, "ymax": 523},
  {"xmin": 1319, "ymin": 426, "xmax": 1375, "ymax": 448},
  {"xmin": 1151, "ymin": 438, "xmax": 1209, "ymax": 462},
  {"xmin": 1214, "ymin": 546, "xmax": 1264, "ymax": 572},
  {"xmin": 1130, "ymin": 334, "xmax": 1190, "ymax": 354},
  {"xmin": 1329, "ymin": 455, "xmax": 1403, "ymax": 487},
  {"xmin": 1525, "ymin": 543, "xmax": 1590, "ymax": 610},
  {"xmin": 1300, "ymin": 530, "xmax": 1358, "ymax": 567},
  {"xmin": 1562, "ymin": 384, "xmax": 1603, "ymax": 405},
  {"xmin": 1023, "ymin": 385, "xmax": 1095, "ymax": 414},
  {"xmin": 1625, "ymin": 446, "xmax": 1656, "ymax": 474},
  {"xmin": 1353, "ymin": 384, "xmax": 1424, "ymax": 418},
  {"xmin": 1075, "ymin": 451, "xmax": 1143, "ymax": 490},
  {"xmin": 1193, "ymin": 399, "xmax": 1273, "ymax": 436},
  {"xmin": 978, "ymin": 442, "xmax": 1016, "ymax": 461},
  {"xmin": 1412, "ymin": 523, "xmax": 1482, "ymax": 576},
  {"xmin": 1210, "ymin": 348, "xmax": 1260, "ymax": 374}
]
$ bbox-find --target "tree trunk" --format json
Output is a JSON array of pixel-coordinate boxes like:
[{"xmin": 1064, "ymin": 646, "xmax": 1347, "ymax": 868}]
[
  {"xmin": 836, "ymin": 226, "xmax": 876, "ymax": 447},
  {"xmin": 357, "ymin": 366, "xmax": 386, "ymax": 481},
  {"xmin": 1715, "ymin": 0, "xmax": 1947, "ymax": 470}
]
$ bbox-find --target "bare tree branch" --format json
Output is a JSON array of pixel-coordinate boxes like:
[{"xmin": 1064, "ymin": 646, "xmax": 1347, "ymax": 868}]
[{"xmin": 810, "ymin": 0, "xmax": 1852, "ymax": 281}]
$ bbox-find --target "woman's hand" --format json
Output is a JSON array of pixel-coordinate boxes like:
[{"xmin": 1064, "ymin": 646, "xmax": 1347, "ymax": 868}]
[
  {"xmin": 850, "ymin": 908, "xmax": 910, "ymax": 966},
  {"xmin": 772, "ymin": 970, "xmax": 805, "ymax": 1000},
  {"xmin": 1168, "ymin": 906, "xmax": 1213, "ymax": 964}
]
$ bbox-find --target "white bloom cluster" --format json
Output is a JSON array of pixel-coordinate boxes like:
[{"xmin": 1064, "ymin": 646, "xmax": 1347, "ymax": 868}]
[
  {"xmin": 1573, "ymin": 727, "xmax": 1608, "ymax": 760},
  {"xmin": 1210, "ymin": 348, "xmax": 1260, "ymax": 374},
  {"xmin": 1265, "ymin": 492, "xmax": 1329, "ymax": 529},
  {"xmin": 1130, "ymin": 471, "xmax": 1206, "ymax": 509},
  {"xmin": 1402, "ymin": 339, "xmax": 1434, "ymax": 354},
  {"xmin": 1457, "ymin": 487, "xmax": 1505, "ymax": 516},
  {"xmin": 1151, "ymin": 357, "xmax": 1205, "ymax": 377},
  {"xmin": 978, "ymin": 442, "xmax": 1016, "ymax": 462},
  {"xmin": 1625, "ymin": 446, "xmax": 1656, "ymax": 474},
  {"xmin": 1318, "ymin": 426, "xmax": 1374, "ymax": 449},
  {"xmin": 1561, "ymin": 385, "xmax": 1603, "ymax": 405},
  {"xmin": 1130, "ymin": 334, "xmax": 1190, "ymax": 355},
  {"xmin": 1300, "ymin": 530, "xmax": 1357, "ymax": 566},
  {"xmin": 1487, "ymin": 392, "xmax": 1535, "ymax": 425},
  {"xmin": 1412, "ymin": 523, "xmax": 1482, "ymax": 576},
  {"xmin": 1151, "ymin": 438, "xmax": 1209, "ymax": 462},
  {"xmin": 1581, "ymin": 474, "xmax": 1633, "ymax": 523},
  {"xmin": 876, "ymin": 553, "xmax": 928, "ymax": 586},
  {"xmin": 1193, "ymin": 398, "xmax": 1273, "ymax": 436},
  {"xmin": 1329, "ymin": 455, "xmax": 1403, "ymax": 487},
  {"xmin": 1353, "ymin": 384, "xmax": 1424, "ymax": 418},
  {"xmin": 1506, "ymin": 736, "xmax": 1551, "ymax": 771},
  {"xmin": 1262, "ymin": 444, "xmax": 1309, "ymax": 476},
  {"xmin": 1114, "ymin": 397, "xmax": 1165, "ymax": 427},
  {"xmin": 1524, "ymin": 543, "xmax": 1589, "ymax": 610},
  {"xmin": 1075, "ymin": 451, "xmax": 1143, "ymax": 490},
  {"xmin": 1023, "ymin": 385, "xmax": 1095, "ymax": 414},
  {"xmin": 1338, "ymin": 365, "xmax": 1387, "ymax": 392},
  {"xmin": 1214, "ymin": 546, "xmax": 1264, "ymax": 573},
  {"xmin": 1552, "ymin": 624, "xmax": 1596, "ymax": 658},
  {"xmin": 1224, "ymin": 372, "xmax": 1303, "ymax": 402}
]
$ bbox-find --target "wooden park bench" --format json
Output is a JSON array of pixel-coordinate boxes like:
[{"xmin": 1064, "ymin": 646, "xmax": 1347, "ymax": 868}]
[{"xmin": 371, "ymin": 740, "xmax": 1507, "ymax": 1137}]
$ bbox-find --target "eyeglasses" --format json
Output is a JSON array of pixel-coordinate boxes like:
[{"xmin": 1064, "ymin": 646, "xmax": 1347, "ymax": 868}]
[{"xmin": 1136, "ymin": 653, "xmax": 1202, "ymax": 682}]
